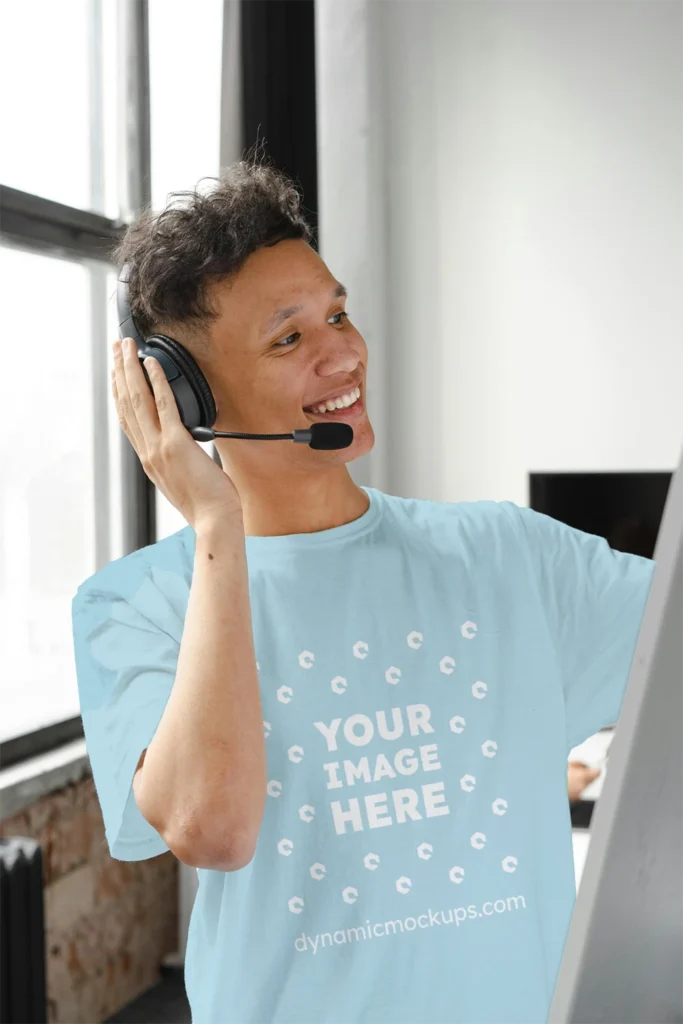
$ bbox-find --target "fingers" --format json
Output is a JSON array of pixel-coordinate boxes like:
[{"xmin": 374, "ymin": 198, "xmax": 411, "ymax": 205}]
[
  {"xmin": 121, "ymin": 338, "xmax": 163, "ymax": 449},
  {"xmin": 139, "ymin": 352, "xmax": 183, "ymax": 433},
  {"xmin": 112, "ymin": 338, "xmax": 184, "ymax": 457},
  {"xmin": 112, "ymin": 339, "xmax": 145, "ymax": 455},
  {"xmin": 568, "ymin": 762, "xmax": 600, "ymax": 779},
  {"xmin": 567, "ymin": 761, "xmax": 602, "ymax": 802}
]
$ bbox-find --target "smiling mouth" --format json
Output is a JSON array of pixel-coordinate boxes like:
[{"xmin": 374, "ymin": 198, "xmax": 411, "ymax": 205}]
[{"xmin": 303, "ymin": 388, "xmax": 365, "ymax": 419}]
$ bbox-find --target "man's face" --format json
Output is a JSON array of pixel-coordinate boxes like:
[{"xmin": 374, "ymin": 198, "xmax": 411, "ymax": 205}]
[{"xmin": 203, "ymin": 238, "xmax": 374, "ymax": 470}]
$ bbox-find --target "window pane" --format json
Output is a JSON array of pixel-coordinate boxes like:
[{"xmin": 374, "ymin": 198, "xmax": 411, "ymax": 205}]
[
  {"xmin": 0, "ymin": 248, "xmax": 96, "ymax": 742},
  {"xmin": 0, "ymin": 0, "xmax": 119, "ymax": 218},
  {"xmin": 149, "ymin": 0, "xmax": 224, "ymax": 212}
]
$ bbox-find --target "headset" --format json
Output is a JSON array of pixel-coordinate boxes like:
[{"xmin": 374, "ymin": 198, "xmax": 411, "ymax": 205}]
[{"xmin": 116, "ymin": 263, "xmax": 352, "ymax": 451}]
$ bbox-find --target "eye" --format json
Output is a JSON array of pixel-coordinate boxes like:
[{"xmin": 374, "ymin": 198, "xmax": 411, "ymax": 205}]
[
  {"xmin": 275, "ymin": 332, "xmax": 300, "ymax": 348},
  {"xmin": 273, "ymin": 311, "xmax": 349, "ymax": 348}
]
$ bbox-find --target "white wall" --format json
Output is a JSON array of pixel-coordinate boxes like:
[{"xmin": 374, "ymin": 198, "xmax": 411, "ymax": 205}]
[{"xmin": 316, "ymin": 0, "xmax": 683, "ymax": 505}]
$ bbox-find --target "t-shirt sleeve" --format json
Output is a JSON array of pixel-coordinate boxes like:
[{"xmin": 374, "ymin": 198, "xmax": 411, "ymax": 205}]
[
  {"xmin": 71, "ymin": 568, "xmax": 181, "ymax": 861},
  {"xmin": 502, "ymin": 502, "xmax": 656, "ymax": 752}
]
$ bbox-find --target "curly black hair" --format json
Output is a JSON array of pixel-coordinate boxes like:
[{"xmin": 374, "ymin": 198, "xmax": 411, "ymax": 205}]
[{"xmin": 111, "ymin": 145, "xmax": 313, "ymax": 353}]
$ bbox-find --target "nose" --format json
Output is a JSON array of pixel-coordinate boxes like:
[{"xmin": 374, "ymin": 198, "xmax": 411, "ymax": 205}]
[{"xmin": 315, "ymin": 327, "xmax": 362, "ymax": 375}]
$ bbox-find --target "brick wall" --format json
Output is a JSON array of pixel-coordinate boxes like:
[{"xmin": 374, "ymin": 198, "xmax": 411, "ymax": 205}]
[{"xmin": 0, "ymin": 773, "xmax": 178, "ymax": 1024}]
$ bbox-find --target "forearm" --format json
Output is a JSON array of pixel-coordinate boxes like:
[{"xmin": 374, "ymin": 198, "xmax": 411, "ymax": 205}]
[{"xmin": 136, "ymin": 514, "xmax": 267, "ymax": 868}]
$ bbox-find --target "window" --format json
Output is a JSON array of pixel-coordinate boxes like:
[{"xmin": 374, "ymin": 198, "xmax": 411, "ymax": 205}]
[
  {"xmin": 0, "ymin": 0, "xmax": 122, "ymax": 758},
  {"xmin": 149, "ymin": 0, "xmax": 224, "ymax": 213},
  {"xmin": 0, "ymin": 0, "xmax": 227, "ymax": 761},
  {"xmin": 0, "ymin": 0, "xmax": 120, "ymax": 219},
  {"xmin": 0, "ymin": 249, "xmax": 95, "ymax": 742}
]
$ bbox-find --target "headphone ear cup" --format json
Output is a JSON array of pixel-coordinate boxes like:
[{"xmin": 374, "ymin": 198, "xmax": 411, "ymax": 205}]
[{"xmin": 140, "ymin": 334, "xmax": 217, "ymax": 431}]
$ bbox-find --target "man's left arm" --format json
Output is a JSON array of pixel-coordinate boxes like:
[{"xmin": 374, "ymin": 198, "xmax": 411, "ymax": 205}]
[{"xmin": 500, "ymin": 503, "xmax": 656, "ymax": 753}]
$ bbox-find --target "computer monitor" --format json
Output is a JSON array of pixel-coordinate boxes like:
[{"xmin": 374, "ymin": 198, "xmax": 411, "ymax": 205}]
[
  {"xmin": 529, "ymin": 469, "xmax": 671, "ymax": 562},
  {"xmin": 548, "ymin": 440, "xmax": 683, "ymax": 1024}
]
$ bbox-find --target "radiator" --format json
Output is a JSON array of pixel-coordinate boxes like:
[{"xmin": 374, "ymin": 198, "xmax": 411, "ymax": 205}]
[{"xmin": 0, "ymin": 838, "xmax": 47, "ymax": 1024}]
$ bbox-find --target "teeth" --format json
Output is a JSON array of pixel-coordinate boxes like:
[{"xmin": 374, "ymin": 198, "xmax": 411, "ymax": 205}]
[{"xmin": 309, "ymin": 387, "xmax": 360, "ymax": 414}]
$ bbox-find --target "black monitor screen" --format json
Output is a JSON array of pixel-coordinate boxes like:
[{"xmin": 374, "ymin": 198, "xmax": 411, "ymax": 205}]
[{"xmin": 528, "ymin": 471, "xmax": 672, "ymax": 559}]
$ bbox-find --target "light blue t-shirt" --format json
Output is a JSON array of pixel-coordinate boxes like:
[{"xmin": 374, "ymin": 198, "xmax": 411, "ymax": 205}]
[{"xmin": 71, "ymin": 486, "xmax": 655, "ymax": 1024}]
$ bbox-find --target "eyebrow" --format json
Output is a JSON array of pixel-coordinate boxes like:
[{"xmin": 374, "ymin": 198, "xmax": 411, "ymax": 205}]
[{"xmin": 261, "ymin": 282, "xmax": 348, "ymax": 336}]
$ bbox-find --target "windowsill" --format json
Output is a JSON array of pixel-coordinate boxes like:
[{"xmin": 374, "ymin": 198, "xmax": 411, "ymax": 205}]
[{"xmin": 0, "ymin": 738, "xmax": 90, "ymax": 822}]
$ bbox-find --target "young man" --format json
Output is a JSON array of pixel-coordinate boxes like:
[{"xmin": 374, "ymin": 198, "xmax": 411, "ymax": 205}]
[{"xmin": 71, "ymin": 158, "xmax": 655, "ymax": 1024}]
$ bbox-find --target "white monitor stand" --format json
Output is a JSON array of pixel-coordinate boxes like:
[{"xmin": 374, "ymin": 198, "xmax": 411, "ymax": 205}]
[{"xmin": 548, "ymin": 439, "xmax": 683, "ymax": 1024}]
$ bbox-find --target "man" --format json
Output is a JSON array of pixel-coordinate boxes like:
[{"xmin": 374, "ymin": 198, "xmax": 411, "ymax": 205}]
[{"xmin": 71, "ymin": 157, "xmax": 655, "ymax": 1024}]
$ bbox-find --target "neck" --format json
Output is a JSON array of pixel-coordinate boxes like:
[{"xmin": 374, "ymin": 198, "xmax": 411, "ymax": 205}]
[{"xmin": 213, "ymin": 456, "xmax": 370, "ymax": 537}]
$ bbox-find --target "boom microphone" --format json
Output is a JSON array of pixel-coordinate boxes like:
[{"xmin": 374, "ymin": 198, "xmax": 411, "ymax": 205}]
[{"xmin": 189, "ymin": 422, "xmax": 354, "ymax": 449}]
